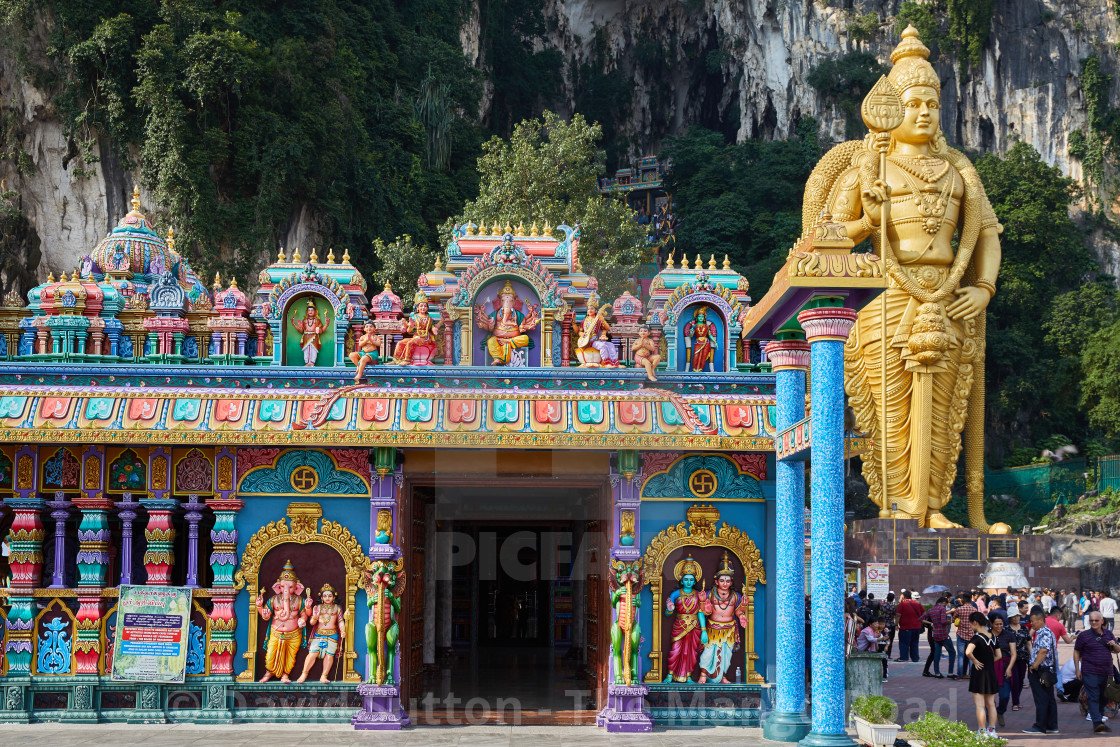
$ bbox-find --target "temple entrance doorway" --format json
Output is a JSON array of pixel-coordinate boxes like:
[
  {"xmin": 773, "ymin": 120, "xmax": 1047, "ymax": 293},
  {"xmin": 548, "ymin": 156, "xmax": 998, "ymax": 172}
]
[{"xmin": 401, "ymin": 477, "xmax": 609, "ymax": 725}]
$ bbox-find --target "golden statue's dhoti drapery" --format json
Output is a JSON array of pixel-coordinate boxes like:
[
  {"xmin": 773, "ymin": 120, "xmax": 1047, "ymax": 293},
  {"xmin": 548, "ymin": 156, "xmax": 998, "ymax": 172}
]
[{"xmin": 845, "ymin": 272, "xmax": 981, "ymax": 519}]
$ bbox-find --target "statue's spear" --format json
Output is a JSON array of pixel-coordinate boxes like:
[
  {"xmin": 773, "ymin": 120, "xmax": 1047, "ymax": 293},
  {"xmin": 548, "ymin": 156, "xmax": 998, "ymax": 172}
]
[{"xmin": 861, "ymin": 76, "xmax": 905, "ymax": 518}]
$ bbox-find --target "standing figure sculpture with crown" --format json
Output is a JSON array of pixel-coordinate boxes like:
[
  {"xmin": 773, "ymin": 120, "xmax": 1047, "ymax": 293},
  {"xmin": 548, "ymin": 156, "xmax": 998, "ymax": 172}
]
[
  {"xmin": 254, "ymin": 560, "xmax": 310, "ymax": 683},
  {"xmin": 475, "ymin": 280, "xmax": 540, "ymax": 366},
  {"xmin": 290, "ymin": 299, "xmax": 331, "ymax": 367},
  {"xmin": 296, "ymin": 583, "xmax": 347, "ymax": 683},
  {"xmin": 663, "ymin": 555, "xmax": 706, "ymax": 683},
  {"xmin": 392, "ymin": 291, "xmax": 443, "ymax": 365},
  {"xmin": 683, "ymin": 307, "xmax": 718, "ymax": 372},
  {"xmin": 698, "ymin": 552, "xmax": 749, "ymax": 684},
  {"xmin": 806, "ymin": 26, "xmax": 1008, "ymax": 532}
]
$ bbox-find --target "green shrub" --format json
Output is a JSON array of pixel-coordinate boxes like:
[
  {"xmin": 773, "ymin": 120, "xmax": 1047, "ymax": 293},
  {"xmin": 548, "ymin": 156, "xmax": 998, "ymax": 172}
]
[
  {"xmin": 851, "ymin": 695, "xmax": 896, "ymax": 725},
  {"xmin": 906, "ymin": 712, "xmax": 1007, "ymax": 746}
]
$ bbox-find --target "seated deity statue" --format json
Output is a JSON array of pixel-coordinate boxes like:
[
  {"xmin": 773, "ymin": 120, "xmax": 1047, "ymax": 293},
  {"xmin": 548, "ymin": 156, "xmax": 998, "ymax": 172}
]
[{"xmin": 474, "ymin": 280, "xmax": 539, "ymax": 366}]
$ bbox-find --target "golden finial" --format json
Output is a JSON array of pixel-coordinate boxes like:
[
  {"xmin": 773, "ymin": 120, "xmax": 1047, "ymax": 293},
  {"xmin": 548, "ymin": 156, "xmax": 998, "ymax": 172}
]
[
  {"xmin": 574, "ymin": 258, "xmax": 583, "ymax": 273},
  {"xmin": 695, "ymin": 254, "xmax": 703, "ymax": 270},
  {"xmin": 530, "ymin": 221, "xmax": 539, "ymax": 237},
  {"xmin": 229, "ymin": 277, "xmax": 239, "ymax": 289},
  {"xmin": 71, "ymin": 271, "xmax": 79, "ymax": 282},
  {"xmin": 326, "ymin": 248, "xmax": 336, "ymax": 265},
  {"xmin": 543, "ymin": 219, "xmax": 552, "ymax": 235},
  {"xmin": 466, "ymin": 221, "xmax": 476, "ymax": 236},
  {"xmin": 166, "ymin": 226, "xmax": 175, "ymax": 253},
  {"xmin": 47, "ymin": 272, "xmax": 55, "ymax": 283},
  {"xmin": 130, "ymin": 186, "xmax": 141, "ymax": 212},
  {"xmin": 514, "ymin": 220, "xmax": 525, "ymax": 236},
  {"xmin": 383, "ymin": 282, "xmax": 392, "ymax": 292},
  {"xmin": 433, "ymin": 256, "xmax": 443, "ymax": 271},
  {"xmin": 213, "ymin": 271, "xmax": 222, "ymax": 290},
  {"xmin": 681, "ymin": 254, "xmax": 690, "ymax": 269},
  {"xmin": 666, "ymin": 251, "xmax": 676, "ymax": 269},
  {"xmin": 309, "ymin": 247, "xmax": 319, "ymax": 263},
  {"xmin": 504, "ymin": 221, "xmax": 513, "ymax": 234},
  {"xmin": 342, "ymin": 247, "xmax": 351, "ymax": 264},
  {"xmin": 293, "ymin": 247, "xmax": 302, "ymax": 263},
  {"xmin": 708, "ymin": 254, "xmax": 716, "ymax": 270},
  {"xmin": 722, "ymin": 254, "xmax": 731, "ymax": 270},
  {"xmin": 277, "ymin": 247, "xmax": 287, "ymax": 263}
]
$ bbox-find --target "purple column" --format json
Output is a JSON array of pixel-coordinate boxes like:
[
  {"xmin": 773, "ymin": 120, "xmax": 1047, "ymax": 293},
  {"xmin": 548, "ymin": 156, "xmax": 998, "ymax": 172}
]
[
  {"xmin": 47, "ymin": 494, "xmax": 70, "ymax": 589},
  {"xmin": 183, "ymin": 495, "xmax": 207, "ymax": 588},
  {"xmin": 116, "ymin": 493, "xmax": 138, "ymax": 585}
]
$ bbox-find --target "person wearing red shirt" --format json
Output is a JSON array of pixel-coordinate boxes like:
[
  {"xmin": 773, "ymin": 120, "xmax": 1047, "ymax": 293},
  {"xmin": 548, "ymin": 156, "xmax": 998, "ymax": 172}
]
[
  {"xmin": 896, "ymin": 591, "xmax": 926, "ymax": 663},
  {"xmin": 1044, "ymin": 607, "xmax": 1074, "ymax": 644}
]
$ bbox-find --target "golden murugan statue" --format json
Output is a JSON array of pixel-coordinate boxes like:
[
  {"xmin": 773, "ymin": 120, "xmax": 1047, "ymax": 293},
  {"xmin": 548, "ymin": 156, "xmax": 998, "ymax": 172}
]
[{"xmin": 805, "ymin": 26, "xmax": 1009, "ymax": 532}]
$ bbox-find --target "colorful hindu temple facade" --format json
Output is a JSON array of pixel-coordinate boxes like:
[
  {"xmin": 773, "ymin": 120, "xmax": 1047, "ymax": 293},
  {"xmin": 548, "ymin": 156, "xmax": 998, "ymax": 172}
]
[{"xmin": 0, "ymin": 189, "xmax": 879, "ymax": 737}]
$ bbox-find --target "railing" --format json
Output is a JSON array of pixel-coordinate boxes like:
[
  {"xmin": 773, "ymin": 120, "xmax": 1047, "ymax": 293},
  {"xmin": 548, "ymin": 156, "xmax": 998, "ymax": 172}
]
[{"xmin": 981, "ymin": 455, "xmax": 1120, "ymax": 528}]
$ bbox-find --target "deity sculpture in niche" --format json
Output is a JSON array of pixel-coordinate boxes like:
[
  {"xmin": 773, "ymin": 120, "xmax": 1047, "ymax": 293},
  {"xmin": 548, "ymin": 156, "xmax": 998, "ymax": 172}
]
[
  {"xmin": 683, "ymin": 307, "xmax": 718, "ymax": 372},
  {"xmin": 610, "ymin": 559, "xmax": 642, "ymax": 685},
  {"xmin": 631, "ymin": 324, "xmax": 662, "ymax": 381},
  {"xmin": 254, "ymin": 559, "xmax": 310, "ymax": 683},
  {"xmin": 365, "ymin": 558, "xmax": 404, "ymax": 685},
  {"xmin": 392, "ymin": 291, "xmax": 442, "ymax": 365},
  {"xmin": 812, "ymin": 26, "xmax": 1006, "ymax": 531},
  {"xmin": 290, "ymin": 299, "xmax": 331, "ymax": 367},
  {"xmin": 475, "ymin": 280, "xmax": 539, "ymax": 365},
  {"xmin": 296, "ymin": 583, "xmax": 347, "ymax": 683},
  {"xmin": 663, "ymin": 555, "xmax": 705, "ymax": 683},
  {"xmin": 698, "ymin": 552, "xmax": 749, "ymax": 684},
  {"xmin": 349, "ymin": 322, "xmax": 383, "ymax": 381},
  {"xmin": 575, "ymin": 303, "xmax": 620, "ymax": 368}
]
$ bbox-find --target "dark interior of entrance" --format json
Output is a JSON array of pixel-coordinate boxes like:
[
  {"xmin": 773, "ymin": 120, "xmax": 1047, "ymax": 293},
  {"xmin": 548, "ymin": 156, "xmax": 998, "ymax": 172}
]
[{"xmin": 406, "ymin": 484, "xmax": 605, "ymax": 722}]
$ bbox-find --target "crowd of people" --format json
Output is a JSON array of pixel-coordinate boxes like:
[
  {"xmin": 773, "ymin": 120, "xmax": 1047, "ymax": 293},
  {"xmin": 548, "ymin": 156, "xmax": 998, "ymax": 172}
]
[{"xmin": 844, "ymin": 586, "xmax": 1120, "ymax": 737}]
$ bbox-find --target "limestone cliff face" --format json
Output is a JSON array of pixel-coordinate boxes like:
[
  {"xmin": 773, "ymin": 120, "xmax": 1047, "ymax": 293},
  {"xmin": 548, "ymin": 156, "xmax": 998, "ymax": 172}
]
[
  {"xmin": 519, "ymin": 0, "xmax": 1119, "ymax": 173},
  {"xmin": 1, "ymin": 0, "xmax": 1118, "ymax": 286}
]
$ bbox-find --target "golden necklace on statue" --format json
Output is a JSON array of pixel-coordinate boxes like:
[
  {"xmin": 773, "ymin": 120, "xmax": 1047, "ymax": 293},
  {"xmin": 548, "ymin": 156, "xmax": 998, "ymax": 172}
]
[{"xmin": 889, "ymin": 156, "xmax": 955, "ymax": 235}]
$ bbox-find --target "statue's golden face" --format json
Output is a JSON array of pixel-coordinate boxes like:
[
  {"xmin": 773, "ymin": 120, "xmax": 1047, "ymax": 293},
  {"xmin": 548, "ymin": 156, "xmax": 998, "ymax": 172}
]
[{"xmin": 895, "ymin": 85, "xmax": 940, "ymax": 146}]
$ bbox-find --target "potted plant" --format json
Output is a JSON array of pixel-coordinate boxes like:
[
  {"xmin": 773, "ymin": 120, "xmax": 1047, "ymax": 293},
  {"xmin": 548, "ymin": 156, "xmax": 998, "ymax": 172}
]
[
  {"xmin": 850, "ymin": 695, "xmax": 899, "ymax": 747},
  {"xmin": 905, "ymin": 712, "xmax": 1007, "ymax": 746}
]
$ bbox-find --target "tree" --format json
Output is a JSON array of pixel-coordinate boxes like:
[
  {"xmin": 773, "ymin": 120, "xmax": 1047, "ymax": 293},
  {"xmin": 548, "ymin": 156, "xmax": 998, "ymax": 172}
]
[
  {"xmin": 975, "ymin": 141, "xmax": 1101, "ymax": 461},
  {"xmin": 1083, "ymin": 317, "xmax": 1120, "ymax": 436},
  {"xmin": 445, "ymin": 111, "xmax": 647, "ymax": 301},
  {"xmin": 371, "ymin": 235, "xmax": 440, "ymax": 307},
  {"xmin": 660, "ymin": 121, "xmax": 823, "ymax": 297}
]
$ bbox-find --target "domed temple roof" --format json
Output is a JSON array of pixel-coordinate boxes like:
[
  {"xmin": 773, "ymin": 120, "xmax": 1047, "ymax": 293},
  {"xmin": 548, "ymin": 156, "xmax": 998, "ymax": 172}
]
[{"xmin": 90, "ymin": 188, "xmax": 175, "ymax": 278}]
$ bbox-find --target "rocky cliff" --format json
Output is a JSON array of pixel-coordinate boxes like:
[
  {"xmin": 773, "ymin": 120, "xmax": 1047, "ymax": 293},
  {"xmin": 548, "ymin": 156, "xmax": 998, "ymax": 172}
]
[{"xmin": 2, "ymin": 0, "xmax": 1119, "ymax": 285}]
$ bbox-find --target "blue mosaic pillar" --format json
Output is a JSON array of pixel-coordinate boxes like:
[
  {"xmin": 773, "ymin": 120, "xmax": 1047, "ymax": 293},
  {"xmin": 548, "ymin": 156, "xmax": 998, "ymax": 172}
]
[
  {"xmin": 798, "ymin": 302, "xmax": 857, "ymax": 747},
  {"xmin": 763, "ymin": 336, "xmax": 812, "ymax": 742}
]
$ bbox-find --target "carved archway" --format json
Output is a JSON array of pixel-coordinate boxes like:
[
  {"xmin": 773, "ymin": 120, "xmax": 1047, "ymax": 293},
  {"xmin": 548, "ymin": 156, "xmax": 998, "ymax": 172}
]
[
  {"xmin": 641, "ymin": 503, "xmax": 766, "ymax": 684},
  {"xmin": 233, "ymin": 502, "xmax": 372, "ymax": 682}
]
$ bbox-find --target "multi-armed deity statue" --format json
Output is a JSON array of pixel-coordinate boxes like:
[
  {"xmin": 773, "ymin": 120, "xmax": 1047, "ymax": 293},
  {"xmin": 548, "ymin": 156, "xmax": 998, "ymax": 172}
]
[
  {"xmin": 254, "ymin": 560, "xmax": 310, "ymax": 683},
  {"xmin": 475, "ymin": 280, "xmax": 540, "ymax": 365},
  {"xmin": 808, "ymin": 26, "xmax": 1007, "ymax": 531}
]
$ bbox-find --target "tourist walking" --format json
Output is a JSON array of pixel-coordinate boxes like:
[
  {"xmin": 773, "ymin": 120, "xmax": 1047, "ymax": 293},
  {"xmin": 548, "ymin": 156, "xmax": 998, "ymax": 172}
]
[
  {"xmin": 954, "ymin": 594, "xmax": 977, "ymax": 679},
  {"xmin": 1023, "ymin": 606, "xmax": 1059, "ymax": 735},
  {"xmin": 1045, "ymin": 606, "xmax": 1075, "ymax": 644},
  {"xmin": 921, "ymin": 595, "xmax": 955, "ymax": 678},
  {"xmin": 991, "ymin": 615, "xmax": 1017, "ymax": 728},
  {"xmin": 896, "ymin": 590, "xmax": 924, "ymax": 663},
  {"xmin": 1082, "ymin": 591, "xmax": 1093, "ymax": 630},
  {"xmin": 1062, "ymin": 589, "xmax": 1079, "ymax": 631},
  {"xmin": 966, "ymin": 611, "xmax": 1001, "ymax": 738},
  {"xmin": 1100, "ymin": 593, "xmax": 1117, "ymax": 631},
  {"xmin": 879, "ymin": 592, "xmax": 898, "ymax": 662},
  {"xmin": 1074, "ymin": 611, "xmax": 1120, "ymax": 733},
  {"xmin": 1007, "ymin": 609, "xmax": 1031, "ymax": 713}
]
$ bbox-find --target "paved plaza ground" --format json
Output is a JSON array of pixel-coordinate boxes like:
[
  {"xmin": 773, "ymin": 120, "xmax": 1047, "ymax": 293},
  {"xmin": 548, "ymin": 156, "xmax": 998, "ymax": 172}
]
[{"xmin": 0, "ymin": 639, "xmax": 1109, "ymax": 746}]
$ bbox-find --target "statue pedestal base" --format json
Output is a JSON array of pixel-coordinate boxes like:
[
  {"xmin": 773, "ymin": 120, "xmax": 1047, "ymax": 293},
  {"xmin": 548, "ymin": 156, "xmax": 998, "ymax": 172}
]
[
  {"xmin": 351, "ymin": 684, "xmax": 410, "ymax": 730},
  {"xmin": 596, "ymin": 684, "xmax": 653, "ymax": 733}
]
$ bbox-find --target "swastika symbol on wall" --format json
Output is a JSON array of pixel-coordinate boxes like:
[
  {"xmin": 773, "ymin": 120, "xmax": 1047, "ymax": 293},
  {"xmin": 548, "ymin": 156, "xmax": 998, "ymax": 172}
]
[
  {"xmin": 290, "ymin": 466, "xmax": 319, "ymax": 493},
  {"xmin": 689, "ymin": 469, "xmax": 718, "ymax": 498}
]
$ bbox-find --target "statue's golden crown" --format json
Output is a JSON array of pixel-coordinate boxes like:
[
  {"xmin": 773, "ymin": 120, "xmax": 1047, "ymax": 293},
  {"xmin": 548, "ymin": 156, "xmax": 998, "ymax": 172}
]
[{"xmin": 888, "ymin": 25, "xmax": 940, "ymax": 95}]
